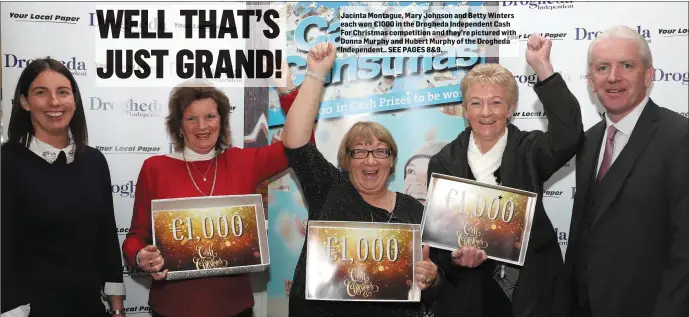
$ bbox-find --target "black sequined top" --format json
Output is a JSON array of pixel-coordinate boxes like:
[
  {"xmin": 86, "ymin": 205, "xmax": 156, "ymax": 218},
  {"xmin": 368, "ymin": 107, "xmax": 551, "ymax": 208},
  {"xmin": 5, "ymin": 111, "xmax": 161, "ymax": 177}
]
[{"xmin": 285, "ymin": 143, "xmax": 431, "ymax": 317}]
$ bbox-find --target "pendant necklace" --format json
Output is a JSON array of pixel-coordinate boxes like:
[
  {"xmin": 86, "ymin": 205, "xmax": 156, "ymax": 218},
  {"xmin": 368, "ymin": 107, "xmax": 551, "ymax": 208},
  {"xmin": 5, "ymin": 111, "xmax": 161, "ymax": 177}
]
[
  {"xmin": 190, "ymin": 158, "xmax": 214, "ymax": 182},
  {"xmin": 183, "ymin": 150, "xmax": 218, "ymax": 196}
]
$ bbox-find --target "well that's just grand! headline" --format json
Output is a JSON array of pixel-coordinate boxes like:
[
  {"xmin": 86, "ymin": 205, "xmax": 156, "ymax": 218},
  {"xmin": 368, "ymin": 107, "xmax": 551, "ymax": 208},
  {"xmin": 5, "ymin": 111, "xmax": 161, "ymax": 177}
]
[
  {"xmin": 94, "ymin": 8, "xmax": 283, "ymax": 82},
  {"xmin": 94, "ymin": 6, "xmax": 484, "ymax": 86}
]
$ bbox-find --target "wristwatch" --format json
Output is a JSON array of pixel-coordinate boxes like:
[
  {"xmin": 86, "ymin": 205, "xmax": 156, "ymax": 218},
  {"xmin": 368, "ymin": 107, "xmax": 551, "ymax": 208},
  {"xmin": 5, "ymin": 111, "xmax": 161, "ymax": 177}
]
[{"xmin": 110, "ymin": 310, "xmax": 125, "ymax": 316}]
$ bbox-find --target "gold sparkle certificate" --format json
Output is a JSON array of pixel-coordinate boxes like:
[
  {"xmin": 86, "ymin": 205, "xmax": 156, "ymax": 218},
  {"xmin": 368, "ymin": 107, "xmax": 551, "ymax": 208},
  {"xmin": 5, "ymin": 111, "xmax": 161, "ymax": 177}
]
[
  {"xmin": 151, "ymin": 195, "xmax": 269, "ymax": 280},
  {"xmin": 305, "ymin": 221, "xmax": 422, "ymax": 302},
  {"xmin": 421, "ymin": 173, "xmax": 537, "ymax": 266}
]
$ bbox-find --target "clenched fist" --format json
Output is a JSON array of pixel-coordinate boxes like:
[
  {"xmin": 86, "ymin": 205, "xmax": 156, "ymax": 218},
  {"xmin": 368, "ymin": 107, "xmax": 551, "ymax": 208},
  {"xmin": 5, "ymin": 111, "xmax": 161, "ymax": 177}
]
[
  {"xmin": 306, "ymin": 42, "xmax": 337, "ymax": 79},
  {"xmin": 526, "ymin": 33, "xmax": 554, "ymax": 80}
]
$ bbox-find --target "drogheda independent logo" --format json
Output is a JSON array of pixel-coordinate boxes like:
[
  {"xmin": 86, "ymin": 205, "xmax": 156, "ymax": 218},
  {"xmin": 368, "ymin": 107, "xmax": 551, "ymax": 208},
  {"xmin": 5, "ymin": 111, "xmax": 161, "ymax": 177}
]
[
  {"xmin": 502, "ymin": 1, "xmax": 574, "ymax": 10},
  {"xmin": 4, "ymin": 54, "xmax": 87, "ymax": 76},
  {"xmin": 653, "ymin": 69, "xmax": 688, "ymax": 85},
  {"xmin": 112, "ymin": 180, "xmax": 136, "ymax": 198},
  {"xmin": 575, "ymin": 25, "xmax": 651, "ymax": 42},
  {"xmin": 8, "ymin": 12, "xmax": 81, "ymax": 24},
  {"xmin": 89, "ymin": 96, "xmax": 162, "ymax": 118},
  {"xmin": 514, "ymin": 74, "xmax": 538, "ymax": 86},
  {"xmin": 553, "ymin": 228, "xmax": 568, "ymax": 246}
]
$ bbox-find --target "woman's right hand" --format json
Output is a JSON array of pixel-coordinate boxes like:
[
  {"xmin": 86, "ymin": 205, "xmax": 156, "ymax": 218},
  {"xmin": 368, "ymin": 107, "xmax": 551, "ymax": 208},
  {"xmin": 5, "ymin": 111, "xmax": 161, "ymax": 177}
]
[
  {"xmin": 137, "ymin": 245, "xmax": 168, "ymax": 280},
  {"xmin": 450, "ymin": 246, "xmax": 487, "ymax": 268},
  {"xmin": 306, "ymin": 42, "xmax": 336, "ymax": 79}
]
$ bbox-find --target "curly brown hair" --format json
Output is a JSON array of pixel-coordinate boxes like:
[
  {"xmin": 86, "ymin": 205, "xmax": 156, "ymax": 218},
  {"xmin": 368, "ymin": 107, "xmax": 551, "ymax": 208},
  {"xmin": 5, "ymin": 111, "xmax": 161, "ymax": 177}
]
[{"xmin": 166, "ymin": 84, "xmax": 232, "ymax": 152}]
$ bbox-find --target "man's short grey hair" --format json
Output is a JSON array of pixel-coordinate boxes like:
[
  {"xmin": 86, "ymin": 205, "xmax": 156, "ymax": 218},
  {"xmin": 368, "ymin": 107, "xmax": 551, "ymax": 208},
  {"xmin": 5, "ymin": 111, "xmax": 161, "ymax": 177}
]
[{"xmin": 587, "ymin": 25, "xmax": 653, "ymax": 70}]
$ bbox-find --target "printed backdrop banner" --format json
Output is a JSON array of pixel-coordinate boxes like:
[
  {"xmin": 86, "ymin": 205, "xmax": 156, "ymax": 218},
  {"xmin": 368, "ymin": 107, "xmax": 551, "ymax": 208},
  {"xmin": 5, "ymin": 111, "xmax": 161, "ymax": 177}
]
[
  {"xmin": 0, "ymin": 2, "xmax": 248, "ymax": 316},
  {"xmin": 264, "ymin": 2, "xmax": 688, "ymax": 317},
  {"xmin": 1, "ymin": 2, "xmax": 687, "ymax": 317}
]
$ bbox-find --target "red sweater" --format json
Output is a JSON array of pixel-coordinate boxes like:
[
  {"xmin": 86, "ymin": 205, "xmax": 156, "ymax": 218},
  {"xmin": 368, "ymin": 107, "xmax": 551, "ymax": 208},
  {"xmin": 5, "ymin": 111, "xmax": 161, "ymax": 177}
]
[{"xmin": 122, "ymin": 90, "xmax": 303, "ymax": 317}]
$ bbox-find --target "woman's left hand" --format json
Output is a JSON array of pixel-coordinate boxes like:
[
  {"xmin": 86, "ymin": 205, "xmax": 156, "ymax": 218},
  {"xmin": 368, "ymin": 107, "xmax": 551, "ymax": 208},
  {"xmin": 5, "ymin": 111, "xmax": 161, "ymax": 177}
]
[{"xmin": 414, "ymin": 245, "xmax": 438, "ymax": 291}]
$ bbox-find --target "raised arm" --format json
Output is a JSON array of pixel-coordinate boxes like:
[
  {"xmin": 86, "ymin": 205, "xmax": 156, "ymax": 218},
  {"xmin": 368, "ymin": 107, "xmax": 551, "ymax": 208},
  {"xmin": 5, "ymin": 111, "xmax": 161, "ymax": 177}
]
[
  {"xmin": 283, "ymin": 42, "xmax": 336, "ymax": 149},
  {"xmin": 526, "ymin": 34, "xmax": 584, "ymax": 180}
]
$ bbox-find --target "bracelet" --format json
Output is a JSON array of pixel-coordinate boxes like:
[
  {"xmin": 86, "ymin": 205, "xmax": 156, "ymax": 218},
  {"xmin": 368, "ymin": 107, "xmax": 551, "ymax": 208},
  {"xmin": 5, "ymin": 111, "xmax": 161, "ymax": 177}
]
[
  {"xmin": 278, "ymin": 86, "xmax": 298, "ymax": 96},
  {"xmin": 110, "ymin": 309, "xmax": 125, "ymax": 316},
  {"xmin": 305, "ymin": 70, "xmax": 326, "ymax": 83}
]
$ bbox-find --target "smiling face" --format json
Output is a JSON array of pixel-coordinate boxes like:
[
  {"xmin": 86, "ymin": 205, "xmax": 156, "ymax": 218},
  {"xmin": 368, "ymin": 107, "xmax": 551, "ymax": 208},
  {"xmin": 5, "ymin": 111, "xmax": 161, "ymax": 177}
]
[
  {"xmin": 588, "ymin": 38, "xmax": 653, "ymax": 121},
  {"xmin": 463, "ymin": 83, "xmax": 515, "ymax": 144},
  {"xmin": 181, "ymin": 98, "xmax": 221, "ymax": 154},
  {"xmin": 20, "ymin": 69, "xmax": 76, "ymax": 141},
  {"xmin": 346, "ymin": 137, "xmax": 394, "ymax": 196}
]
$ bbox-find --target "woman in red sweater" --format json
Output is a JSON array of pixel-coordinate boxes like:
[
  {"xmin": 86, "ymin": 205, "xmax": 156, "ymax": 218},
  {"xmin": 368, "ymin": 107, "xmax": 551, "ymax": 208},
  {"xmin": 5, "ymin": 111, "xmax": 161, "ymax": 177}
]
[{"xmin": 122, "ymin": 73, "xmax": 305, "ymax": 317}]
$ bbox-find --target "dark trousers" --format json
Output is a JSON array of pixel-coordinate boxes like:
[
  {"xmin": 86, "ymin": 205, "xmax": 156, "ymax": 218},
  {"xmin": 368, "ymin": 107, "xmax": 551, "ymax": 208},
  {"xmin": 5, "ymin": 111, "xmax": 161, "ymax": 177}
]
[{"xmin": 152, "ymin": 308, "xmax": 253, "ymax": 317}]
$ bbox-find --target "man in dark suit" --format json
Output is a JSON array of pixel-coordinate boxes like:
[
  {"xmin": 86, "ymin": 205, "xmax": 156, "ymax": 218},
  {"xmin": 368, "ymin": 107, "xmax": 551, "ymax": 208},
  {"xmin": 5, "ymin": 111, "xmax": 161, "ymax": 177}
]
[{"xmin": 556, "ymin": 25, "xmax": 689, "ymax": 317}]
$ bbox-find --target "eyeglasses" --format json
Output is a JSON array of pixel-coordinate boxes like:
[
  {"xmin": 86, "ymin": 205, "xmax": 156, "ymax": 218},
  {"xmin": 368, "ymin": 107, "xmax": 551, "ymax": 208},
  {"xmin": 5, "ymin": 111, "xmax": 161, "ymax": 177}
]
[{"xmin": 349, "ymin": 148, "xmax": 391, "ymax": 159}]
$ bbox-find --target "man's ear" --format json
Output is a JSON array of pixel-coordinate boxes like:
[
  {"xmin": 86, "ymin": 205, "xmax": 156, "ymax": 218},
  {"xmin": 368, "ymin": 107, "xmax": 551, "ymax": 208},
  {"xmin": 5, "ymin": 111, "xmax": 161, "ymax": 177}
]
[
  {"xmin": 20, "ymin": 95, "xmax": 30, "ymax": 111},
  {"xmin": 644, "ymin": 66, "xmax": 654, "ymax": 89}
]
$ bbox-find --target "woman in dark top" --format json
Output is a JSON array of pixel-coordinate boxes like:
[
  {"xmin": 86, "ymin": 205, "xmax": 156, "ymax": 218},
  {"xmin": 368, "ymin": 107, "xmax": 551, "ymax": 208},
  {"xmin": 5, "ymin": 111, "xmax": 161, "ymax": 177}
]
[
  {"xmin": 280, "ymin": 43, "xmax": 486, "ymax": 317},
  {"xmin": 428, "ymin": 34, "xmax": 583, "ymax": 317},
  {"xmin": 426, "ymin": 35, "xmax": 584, "ymax": 317},
  {"xmin": 1, "ymin": 58, "xmax": 125, "ymax": 317}
]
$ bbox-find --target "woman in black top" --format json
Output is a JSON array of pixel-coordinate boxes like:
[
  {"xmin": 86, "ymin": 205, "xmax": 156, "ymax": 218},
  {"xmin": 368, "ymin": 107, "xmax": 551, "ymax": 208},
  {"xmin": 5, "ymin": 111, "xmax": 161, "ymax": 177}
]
[
  {"xmin": 1, "ymin": 58, "xmax": 125, "ymax": 317},
  {"xmin": 280, "ymin": 43, "xmax": 485, "ymax": 317},
  {"xmin": 426, "ymin": 35, "xmax": 583, "ymax": 317}
]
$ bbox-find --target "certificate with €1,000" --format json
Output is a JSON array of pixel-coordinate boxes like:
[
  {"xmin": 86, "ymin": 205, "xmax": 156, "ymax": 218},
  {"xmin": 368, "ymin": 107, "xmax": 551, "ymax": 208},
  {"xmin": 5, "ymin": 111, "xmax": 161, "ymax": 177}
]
[
  {"xmin": 151, "ymin": 194, "xmax": 270, "ymax": 280},
  {"xmin": 305, "ymin": 221, "xmax": 422, "ymax": 302},
  {"xmin": 421, "ymin": 173, "xmax": 537, "ymax": 266}
]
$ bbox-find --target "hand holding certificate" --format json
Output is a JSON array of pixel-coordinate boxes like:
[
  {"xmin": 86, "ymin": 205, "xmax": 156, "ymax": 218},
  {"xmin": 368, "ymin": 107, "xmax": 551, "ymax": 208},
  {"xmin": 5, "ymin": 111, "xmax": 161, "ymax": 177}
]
[
  {"xmin": 421, "ymin": 173, "xmax": 537, "ymax": 266},
  {"xmin": 151, "ymin": 194, "xmax": 270, "ymax": 280}
]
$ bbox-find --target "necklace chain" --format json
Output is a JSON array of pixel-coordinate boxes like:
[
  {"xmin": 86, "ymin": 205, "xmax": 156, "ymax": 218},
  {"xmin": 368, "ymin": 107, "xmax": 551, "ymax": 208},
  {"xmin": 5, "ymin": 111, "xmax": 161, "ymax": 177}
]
[
  {"xmin": 183, "ymin": 151, "xmax": 218, "ymax": 197},
  {"xmin": 370, "ymin": 191, "xmax": 395, "ymax": 223},
  {"xmin": 190, "ymin": 159, "xmax": 214, "ymax": 181}
]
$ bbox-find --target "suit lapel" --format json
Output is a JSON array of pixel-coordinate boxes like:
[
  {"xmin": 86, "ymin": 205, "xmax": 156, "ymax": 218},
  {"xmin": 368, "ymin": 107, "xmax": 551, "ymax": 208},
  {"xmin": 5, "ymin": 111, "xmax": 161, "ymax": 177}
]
[
  {"xmin": 571, "ymin": 121, "xmax": 605, "ymax": 241},
  {"xmin": 591, "ymin": 102, "xmax": 660, "ymax": 227}
]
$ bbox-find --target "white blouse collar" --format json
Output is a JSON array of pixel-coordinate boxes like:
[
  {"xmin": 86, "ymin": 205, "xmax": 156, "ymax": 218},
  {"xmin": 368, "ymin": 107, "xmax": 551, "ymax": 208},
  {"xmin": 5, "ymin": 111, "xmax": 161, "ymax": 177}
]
[
  {"xmin": 167, "ymin": 146, "xmax": 218, "ymax": 161},
  {"xmin": 28, "ymin": 132, "xmax": 76, "ymax": 164}
]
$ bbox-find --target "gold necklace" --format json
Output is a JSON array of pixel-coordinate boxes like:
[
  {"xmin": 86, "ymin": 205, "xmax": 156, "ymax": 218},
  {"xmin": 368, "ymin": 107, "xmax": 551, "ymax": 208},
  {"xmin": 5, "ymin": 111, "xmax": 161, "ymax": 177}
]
[
  {"xmin": 183, "ymin": 150, "xmax": 218, "ymax": 196},
  {"xmin": 190, "ymin": 159, "xmax": 214, "ymax": 182}
]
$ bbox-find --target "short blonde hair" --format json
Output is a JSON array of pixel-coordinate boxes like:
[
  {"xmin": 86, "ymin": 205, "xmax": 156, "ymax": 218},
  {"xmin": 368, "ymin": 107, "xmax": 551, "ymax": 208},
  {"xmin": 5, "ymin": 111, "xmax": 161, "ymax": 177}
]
[
  {"xmin": 460, "ymin": 63, "xmax": 519, "ymax": 105},
  {"xmin": 337, "ymin": 121, "xmax": 398, "ymax": 174}
]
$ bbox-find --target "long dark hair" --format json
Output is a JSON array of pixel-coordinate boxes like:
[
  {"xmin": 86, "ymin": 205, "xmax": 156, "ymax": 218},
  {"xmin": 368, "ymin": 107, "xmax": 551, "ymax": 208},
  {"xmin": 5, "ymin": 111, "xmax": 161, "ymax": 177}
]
[{"xmin": 8, "ymin": 57, "xmax": 88, "ymax": 152}]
